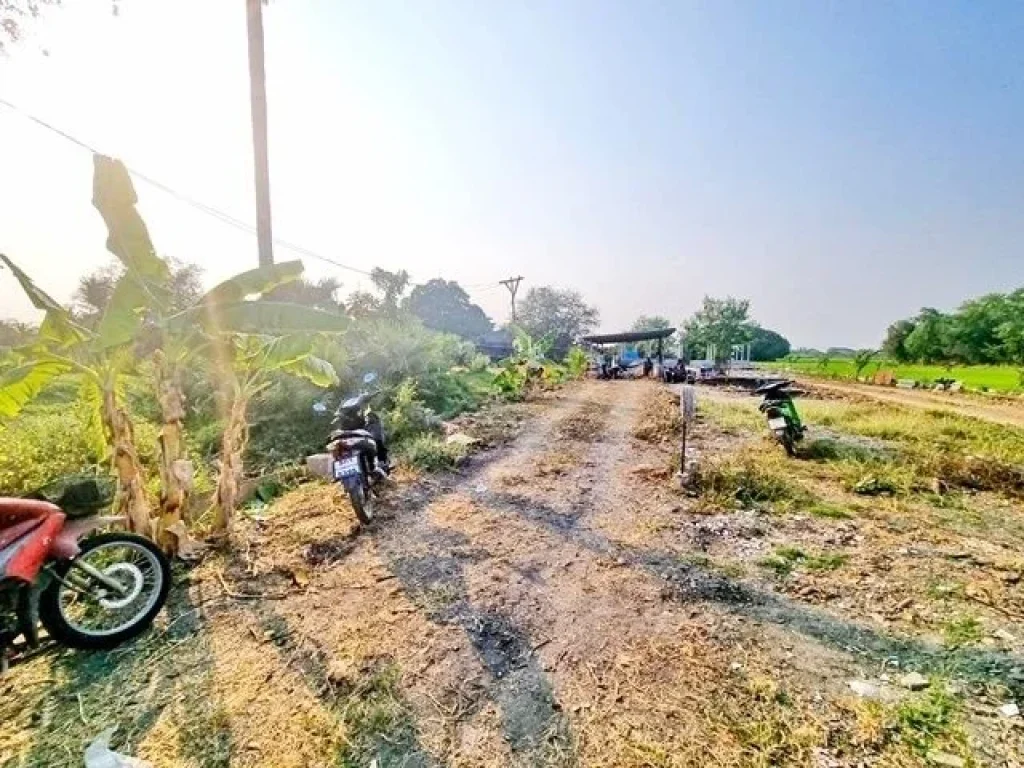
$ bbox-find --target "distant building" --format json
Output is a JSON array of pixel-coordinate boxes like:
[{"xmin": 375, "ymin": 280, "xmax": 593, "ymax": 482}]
[{"xmin": 476, "ymin": 328, "xmax": 515, "ymax": 360}]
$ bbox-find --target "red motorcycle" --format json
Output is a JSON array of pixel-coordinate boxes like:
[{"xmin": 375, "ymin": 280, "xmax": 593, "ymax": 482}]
[{"xmin": 0, "ymin": 477, "xmax": 170, "ymax": 667}]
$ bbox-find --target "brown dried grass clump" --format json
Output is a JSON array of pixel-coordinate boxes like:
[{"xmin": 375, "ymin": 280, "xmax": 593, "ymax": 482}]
[
  {"xmin": 558, "ymin": 627, "xmax": 827, "ymax": 768},
  {"xmin": 633, "ymin": 388, "xmax": 682, "ymax": 443},
  {"xmin": 557, "ymin": 401, "xmax": 609, "ymax": 442}
]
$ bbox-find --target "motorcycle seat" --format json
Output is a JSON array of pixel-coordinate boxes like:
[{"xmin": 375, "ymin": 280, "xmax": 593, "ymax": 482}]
[
  {"xmin": 755, "ymin": 379, "xmax": 792, "ymax": 395},
  {"xmin": 329, "ymin": 429, "xmax": 374, "ymax": 441}
]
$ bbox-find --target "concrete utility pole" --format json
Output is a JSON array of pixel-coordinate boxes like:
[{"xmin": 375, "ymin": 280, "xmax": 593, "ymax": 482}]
[
  {"xmin": 246, "ymin": 0, "xmax": 274, "ymax": 267},
  {"xmin": 499, "ymin": 276, "xmax": 524, "ymax": 324}
]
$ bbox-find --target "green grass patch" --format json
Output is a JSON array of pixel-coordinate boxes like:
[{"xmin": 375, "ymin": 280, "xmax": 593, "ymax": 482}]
[
  {"xmin": 760, "ymin": 358, "xmax": 1022, "ymax": 392},
  {"xmin": 808, "ymin": 502, "xmax": 853, "ymax": 520},
  {"xmin": 892, "ymin": 688, "xmax": 963, "ymax": 756},
  {"xmin": 694, "ymin": 451, "xmax": 813, "ymax": 511},
  {"xmin": 336, "ymin": 660, "xmax": 421, "ymax": 768},
  {"xmin": 942, "ymin": 615, "xmax": 984, "ymax": 648},
  {"xmin": 398, "ymin": 435, "xmax": 468, "ymax": 471},
  {"xmin": 697, "ymin": 398, "xmax": 763, "ymax": 434},
  {"xmin": 758, "ymin": 546, "xmax": 848, "ymax": 576}
]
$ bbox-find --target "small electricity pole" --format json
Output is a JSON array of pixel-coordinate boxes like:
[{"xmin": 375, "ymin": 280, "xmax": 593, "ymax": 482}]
[
  {"xmin": 500, "ymin": 275, "xmax": 523, "ymax": 324},
  {"xmin": 246, "ymin": 0, "xmax": 274, "ymax": 267}
]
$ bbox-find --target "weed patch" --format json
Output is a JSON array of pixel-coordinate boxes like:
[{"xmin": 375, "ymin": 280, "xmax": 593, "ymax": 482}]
[
  {"xmin": 335, "ymin": 660, "xmax": 421, "ymax": 767},
  {"xmin": 893, "ymin": 689, "xmax": 964, "ymax": 756},
  {"xmin": 697, "ymin": 398, "xmax": 763, "ymax": 435},
  {"xmin": 694, "ymin": 452, "xmax": 812, "ymax": 511},
  {"xmin": 758, "ymin": 546, "xmax": 848, "ymax": 576},
  {"xmin": 808, "ymin": 502, "xmax": 853, "ymax": 520},
  {"xmin": 799, "ymin": 400, "xmax": 1024, "ymax": 497},
  {"xmin": 942, "ymin": 615, "xmax": 984, "ymax": 648},
  {"xmin": 398, "ymin": 435, "xmax": 468, "ymax": 471}
]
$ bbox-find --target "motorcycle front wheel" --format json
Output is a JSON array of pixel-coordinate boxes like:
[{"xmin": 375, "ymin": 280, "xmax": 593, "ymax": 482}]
[
  {"xmin": 347, "ymin": 481, "xmax": 374, "ymax": 525},
  {"xmin": 39, "ymin": 532, "xmax": 171, "ymax": 650}
]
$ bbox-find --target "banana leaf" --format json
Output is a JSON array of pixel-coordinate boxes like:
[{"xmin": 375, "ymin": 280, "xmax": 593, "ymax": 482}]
[
  {"xmin": 0, "ymin": 254, "xmax": 90, "ymax": 346},
  {"xmin": 91, "ymin": 155, "xmax": 170, "ymax": 286},
  {"xmin": 166, "ymin": 301, "xmax": 348, "ymax": 336},
  {"xmin": 95, "ymin": 271, "xmax": 150, "ymax": 350},
  {"xmin": 272, "ymin": 354, "xmax": 337, "ymax": 388},
  {"xmin": 0, "ymin": 359, "xmax": 73, "ymax": 418},
  {"xmin": 199, "ymin": 261, "xmax": 304, "ymax": 306}
]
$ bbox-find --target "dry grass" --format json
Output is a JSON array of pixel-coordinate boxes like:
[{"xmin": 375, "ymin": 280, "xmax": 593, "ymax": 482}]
[
  {"xmin": 556, "ymin": 401, "xmax": 609, "ymax": 442},
  {"xmin": 693, "ymin": 449, "xmax": 814, "ymax": 512},
  {"xmin": 556, "ymin": 629, "xmax": 827, "ymax": 768},
  {"xmin": 633, "ymin": 389, "xmax": 682, "ymax": 443}
]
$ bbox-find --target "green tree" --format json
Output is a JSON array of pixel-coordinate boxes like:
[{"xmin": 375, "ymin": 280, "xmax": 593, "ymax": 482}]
[
  {"xmin": 517, "ymin": 286, "xmax": 598, "ymax": 359},
  {"xmin": 904, "ymin": 308, "xmax": 950, "ymax": 363},
  {"xmin": 2, "ymin": 154, "xmax": 348, "ymax": 550},
  {"xmin": 263, "ymin": 276, "xmax": 344, "ymax": 312},
  {"xmin": 749, "ymin": 327, "xmax": 791, "ymax": 361},
  {"xmin": 682, "ymin": 296, "xmax": 753, "ymax": 367},
  {"xmin": 404, "ymin": 279, "xmax": 492, "ymax": 340},
  {"xmin": 370, "ymin": 268, "xmax": 410, "ymax": 315},
  {"xmin": 0, "ymin": 319, "xmax": 36, "ymax": 350},
  {"xmin": 346, "ymin": 290, "xmax": 380, "ymax": 318},
  {"xmin": 0, "ymin": 252, "xmax": 154, "ymax": 535},
  {"xmin": 202, "ymin": 332, "xmax": 338, "ymax": 533},
  {"xmin": 947, "ymin": 293, "xmax": 1011, "ymax": 364},
  {"xmin": 629, "ymin": 315, "xmax": 674, "ymax": 356},
  {"xmin": 882, "ymin": 319, "xmax": 917, "ymax": 362},
  {"xmin": 996, "ymin": 288, "xmax": 1024, "ymax": 364},
  {"xmin": 73, "ymin": 258, "xmax": 203, "ymax": 327}
]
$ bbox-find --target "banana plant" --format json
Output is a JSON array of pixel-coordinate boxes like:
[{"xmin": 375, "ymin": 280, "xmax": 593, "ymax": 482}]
[
  {"xmin": 1, "ymin": 154, "xmax": 349, "ymax": 548},
  {"xmin": 0, "ymin": 253, "xmax": 154, "ymax": 536},
  {"xmin": 202, "ymin": 331, "xmax": 339, "ymax": 533},
  {"xmin": 90, "ymin": 154, "xmax": 346, "ymax": 552}
]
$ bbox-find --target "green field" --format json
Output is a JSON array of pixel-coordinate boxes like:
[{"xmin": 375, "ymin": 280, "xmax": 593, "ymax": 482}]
[{"xmin": 760, "ymin": 358, "xmax": 1024, "ymax": 393}]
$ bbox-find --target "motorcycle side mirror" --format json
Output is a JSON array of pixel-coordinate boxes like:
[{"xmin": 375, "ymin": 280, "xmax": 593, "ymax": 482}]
[
  {"xmin": 312, "ymin": 401, "xmax": 328, "ymax": 414},
  {"xmin": 363, "ymin": 371, "xmax": 378, "ymax": 385}
]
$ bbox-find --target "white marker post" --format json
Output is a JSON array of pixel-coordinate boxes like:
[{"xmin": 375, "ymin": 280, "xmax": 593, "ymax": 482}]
[{"xmin": 679, "ymin": 384, "xmax": 697, "ymax": 488}]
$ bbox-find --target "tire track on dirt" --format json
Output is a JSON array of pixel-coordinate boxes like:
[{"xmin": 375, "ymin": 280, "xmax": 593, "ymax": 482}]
[
  {"xmin": 369, "ymin": 388, "xmax": 598, "ymax": 764},
  {"xmin": 465, "ymin": 382, "xmax": 1024, "ymax": 694}
]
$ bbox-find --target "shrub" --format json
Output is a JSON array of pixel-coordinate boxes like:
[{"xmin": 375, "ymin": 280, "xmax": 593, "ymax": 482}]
[
  {"xmin": 246, "ymin": 376, "xmax": 328, "ymax": 472},
  {"xmin": 0, "ymin": 405, "xmax": 105, "ymax": 495},
  {"xmin": 942, "ymin": 615, "xmax": 983, "ymax": 648},
  {"xmin": 383, "ymin": 379, "xmax": 443, "ymax": 444},
  {"xmin": 566, "ymin": 347, "xmax": 589, "ymax": 379}
]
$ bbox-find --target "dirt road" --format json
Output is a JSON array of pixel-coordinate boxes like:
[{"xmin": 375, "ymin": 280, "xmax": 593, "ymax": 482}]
[
  {"xmin": 4, "ymin": 379, "xmax": 1023, "ymax": 767},
  {"xmin": 798, "ymin": 376, "xmax": 1024, "ymax": 428}
]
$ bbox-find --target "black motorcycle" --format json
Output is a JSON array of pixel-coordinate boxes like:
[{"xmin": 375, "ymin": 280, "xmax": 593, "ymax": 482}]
[{"xmin": 319, "ymin": 373, "xmax": 390, "ymax": 524}]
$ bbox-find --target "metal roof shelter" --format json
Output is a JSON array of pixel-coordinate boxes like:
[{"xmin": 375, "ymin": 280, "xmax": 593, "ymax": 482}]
[
  {"xmin": 582, "ymin": 327, "xmax": 677, "ymax": 364},
  {"xmin": 581, "ymin": 328, "xmax": 676, "ymax": 345}
]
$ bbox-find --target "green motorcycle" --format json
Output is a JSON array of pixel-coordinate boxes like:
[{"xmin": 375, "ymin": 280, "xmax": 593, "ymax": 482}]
[{"xmin": 756, "ymin": 380, "xmax": 805, "ymax": 456}]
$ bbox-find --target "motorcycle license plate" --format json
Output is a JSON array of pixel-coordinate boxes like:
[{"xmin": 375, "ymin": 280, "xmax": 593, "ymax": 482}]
[
  {"xmin": 768, "ymin": 417, "xmax": 788, "ymax": 431},
  {"xmin": 333, "ymin": 457, "xmax": 361, "ymax": 479}
]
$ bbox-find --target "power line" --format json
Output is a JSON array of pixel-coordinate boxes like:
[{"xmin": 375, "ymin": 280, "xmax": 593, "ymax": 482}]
[{"xmin": 0, "ymin": 96, "xmax": 510, "ymax": 294}]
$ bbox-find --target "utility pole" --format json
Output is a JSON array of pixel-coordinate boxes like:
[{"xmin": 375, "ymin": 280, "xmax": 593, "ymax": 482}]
[
  {"xmin": 246, "ymin": 0, "xmax": 274, "ymax": 267},
  {"xmin": 499, "ymin": 276, "xmax": 523, "ymax": 324}
]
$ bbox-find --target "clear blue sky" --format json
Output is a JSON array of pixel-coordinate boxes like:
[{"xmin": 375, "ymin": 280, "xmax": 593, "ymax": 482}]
[{"xmin": 1, "ymin": 0, "xmax": 1022, "ymax": 348}]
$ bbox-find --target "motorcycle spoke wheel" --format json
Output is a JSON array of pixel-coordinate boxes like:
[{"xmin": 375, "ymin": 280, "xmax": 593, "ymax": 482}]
[{"xmin": 55, "ymin": 539, "xmax": 164, "ymax": 639}]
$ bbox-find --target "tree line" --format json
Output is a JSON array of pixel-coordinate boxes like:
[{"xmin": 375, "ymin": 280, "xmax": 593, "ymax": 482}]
[
  {"xmin": 882, "ymin": 290, "xmax": 1024, "ymax": 365},
  {"xmin": 630, "ymin": 299, "xmax": 792, "ymax": 363}
]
